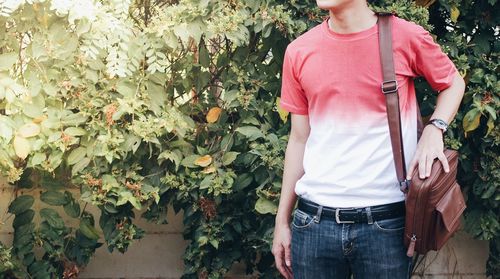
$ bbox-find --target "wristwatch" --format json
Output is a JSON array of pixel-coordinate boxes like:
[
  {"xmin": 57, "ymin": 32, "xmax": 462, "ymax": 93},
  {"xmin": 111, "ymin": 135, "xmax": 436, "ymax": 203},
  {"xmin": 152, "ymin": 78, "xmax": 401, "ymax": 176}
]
[{"xmin": 428, "ymin": 118, "xmax": 448, "ymax": 133}]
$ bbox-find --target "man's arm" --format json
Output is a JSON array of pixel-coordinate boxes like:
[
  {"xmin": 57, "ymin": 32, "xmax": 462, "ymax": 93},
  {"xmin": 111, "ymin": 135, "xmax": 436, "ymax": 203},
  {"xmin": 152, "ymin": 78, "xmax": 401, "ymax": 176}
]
[
  {"xmin": 276, "ymin": 113, "xmax": 310, "ymax": 226},
  {"xmin": 272, "ymin": 113, "xmax": 310, "ymax": 278},
  {"xmin": 407, "ymin": 71, "xmax": 466, "ymax": 179}
]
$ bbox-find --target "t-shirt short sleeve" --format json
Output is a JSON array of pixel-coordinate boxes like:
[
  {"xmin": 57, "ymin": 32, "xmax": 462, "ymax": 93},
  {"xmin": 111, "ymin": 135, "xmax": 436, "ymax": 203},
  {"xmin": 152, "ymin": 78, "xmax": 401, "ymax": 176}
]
[
  {"xmin": 279, "ymin": 47, "xmax": 309, "ymax": 115},
  {"xmin": 410, "ymin": 26, "xmax": 458, "ymax": 92}
]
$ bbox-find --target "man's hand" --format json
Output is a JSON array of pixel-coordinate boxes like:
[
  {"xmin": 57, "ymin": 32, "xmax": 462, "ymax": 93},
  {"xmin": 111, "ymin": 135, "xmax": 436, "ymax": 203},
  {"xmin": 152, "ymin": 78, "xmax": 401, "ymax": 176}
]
[
  {"xmin": 407, "ymin": 124, "xmax": 450, "ymax": 180},
  {"xmin": 272, "ymin": 222, "xmax": 293, "ymax": 279}
]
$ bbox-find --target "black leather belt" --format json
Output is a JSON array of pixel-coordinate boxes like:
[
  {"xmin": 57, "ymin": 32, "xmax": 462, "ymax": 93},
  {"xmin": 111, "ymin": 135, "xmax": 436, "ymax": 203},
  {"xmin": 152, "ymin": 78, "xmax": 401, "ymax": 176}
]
[{"xmin": 297, "ymin": 198, "xmax": 406, "ymax": 224}]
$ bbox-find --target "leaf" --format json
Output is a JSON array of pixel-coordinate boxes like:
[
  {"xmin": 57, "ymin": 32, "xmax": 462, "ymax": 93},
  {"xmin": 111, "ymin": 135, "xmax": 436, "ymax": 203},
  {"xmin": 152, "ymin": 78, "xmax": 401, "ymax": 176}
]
[
  {"xmin": 67, "ymin": 147, "xmax": 86, "ymax": 165},
  {"xmin": 201, "ymin": 166, "xmax": 216, "ymax": 174},
  {"xmin": 40, "ymin": 208, "xmax": 65, "ymax": 229},
  {"xmin": 8, "ymin": 195, "xmax": 34, "ymax": 214},
  {"xmin": 199, "ymin": 175, "xmax": 214, "ymax": 189},
  {"xmin": 450, "ymin": 6, "xmax": 460, "ymax": 23},
  {"xmin": 486, "ymin": 117, "xmax": 494, "ymax": 136},
  {"xmin": 72, "ymin": 157, "xmax": 91, "ymax": 175},
  {"xmin": 63, "ymin": 191, "xmax": 81, "ymax": 218},
  {"xmin": 116, "ymin": 79, "xmax": 136, "ymax": 97},
  {"xmin": 18, "ymin": 123, "xmax": 41, "ymax": 138},
  {"xmin": 41, "ymin": 173, "xmax": 65, "ymax": 191},
  {"xmin": 79, "ymin": 220, "xmax": 100, "ymax": 240},
  {"xmin": 64, "ymin": 127, "xmax": 87, "ymax": 136},
  {"xmin": 206, "ymin": 107, "xmax": 222, "ymax": 123},
  {"xmin": 61, "ymin": 113, "xmax": 87, "ymax": 126},
  {"xmin": 484, "ymin": 105, "xmax": 497, "ymax": 120},
  {"xmin": 48, "ymin": 150, "xmax": 63, "ymax": 169},
  {"xmin": 158, "ymin": 150, "xmax": 181, "ymax": 168},
  {"xmin": 469, "ymin": 69, "xmax": 484, "ymax": 84},
  {"xmin": 13, "ymin": 135, "xmax": 31, "ymax": 159},
  {"xmin": 0, "ymin": 52, "xmax": 17, "ymax": 71},
  {"xmin": 276, "ymin": 97, "xmax": 289, "ymax": 122},
  {"xmin": 194, "ymin": 155, "xmax": 212, "ymax": 167},
  {"xmin": 209, "ymin": 239, "xmax": 219, "ymax": 249},
  {"xmin": 13, "ymin": 209, "xmax": 35, "ymax": 228},
  {"xmin": 30, "ymin": 152, "xmax": 46, "ymax": 166},
  {"xmin": 236, "ymin": 126, "xmax": 264, "ymax": 141},
  {"xmin": 255, "ymin": 197, "xmax": 277, "ymax": 214},
  {"xmin": 173, "ymin": 23, "xmax": 190, "ymax": 43},
  {"xmin": 117, "ymin": 191, "xmax": 141, "ymax": 209},
  {"xmin": 198, "ymin": 235, "xmax": 208, "ymax": 246},
  {"xmin": 22, "ymin": 93, "xmax": 45, "ymax": 117},
  {"xmin": 233, "ymin": 173, "xmax": 253, "ymax": 192},
  {"xmin": 463, "ymin": 108, "xmax": 481, "ymax": 133},
  {"xmin": 222, "ymin": 152, "xmax": 239, "ymax": 166},
  {"xmin": 40, "ymin": 191, "xmax": 69, "ymax": 206},
  {"xmin": 415, "ymin": 0, "xmax": 437, "ymax": 7},
  {"xmin": 0, "ymin": 118, "xmax": 13, "ymax": 142},
  {"xmin": 199, "ymin": 44, "xmax": 210, "ymax": 67}
]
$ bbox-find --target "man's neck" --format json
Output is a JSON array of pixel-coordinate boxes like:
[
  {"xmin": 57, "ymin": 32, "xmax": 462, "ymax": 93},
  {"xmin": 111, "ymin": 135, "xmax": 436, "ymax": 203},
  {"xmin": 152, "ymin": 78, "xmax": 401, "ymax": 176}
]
[{"xmin": 327, "ymin": 4, "xmax": 377, "ymax": 34}]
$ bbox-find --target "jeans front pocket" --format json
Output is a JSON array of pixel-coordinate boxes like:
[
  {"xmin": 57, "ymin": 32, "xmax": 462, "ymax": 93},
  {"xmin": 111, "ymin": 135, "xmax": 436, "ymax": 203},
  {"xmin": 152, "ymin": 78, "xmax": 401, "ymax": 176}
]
[
  {"xmin": 291, "ymin": 208, "xmax": 316, "ymax": 229},
  {"xmin": 373, "ymin": 215, "xmax": 405, "ymax": 232}
]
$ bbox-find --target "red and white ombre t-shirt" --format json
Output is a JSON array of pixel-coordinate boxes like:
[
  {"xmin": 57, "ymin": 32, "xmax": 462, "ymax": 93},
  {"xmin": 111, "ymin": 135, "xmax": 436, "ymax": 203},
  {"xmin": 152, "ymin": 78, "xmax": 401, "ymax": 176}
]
[{"xmin": 279, "ymin": 15, "xmax": 458, "ymax": 207}]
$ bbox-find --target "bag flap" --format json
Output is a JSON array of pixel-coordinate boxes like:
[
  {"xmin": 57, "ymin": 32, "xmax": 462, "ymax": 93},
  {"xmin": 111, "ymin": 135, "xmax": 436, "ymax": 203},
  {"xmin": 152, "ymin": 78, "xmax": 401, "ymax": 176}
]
[{"xmin": 436, "ymin": 183, "xmax": 466, "ymax": 231}]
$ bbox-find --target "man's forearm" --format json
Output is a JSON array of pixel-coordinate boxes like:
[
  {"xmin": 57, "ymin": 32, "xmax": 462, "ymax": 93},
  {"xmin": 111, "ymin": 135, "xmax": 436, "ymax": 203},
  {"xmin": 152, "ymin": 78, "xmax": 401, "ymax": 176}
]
[
  {"xmin": 275, "ymin": 137, "xmax": 307, "ymax": 227},
  {"xmin": 428, "ymin": 72, "xmax": 465, "ymax": 124}
]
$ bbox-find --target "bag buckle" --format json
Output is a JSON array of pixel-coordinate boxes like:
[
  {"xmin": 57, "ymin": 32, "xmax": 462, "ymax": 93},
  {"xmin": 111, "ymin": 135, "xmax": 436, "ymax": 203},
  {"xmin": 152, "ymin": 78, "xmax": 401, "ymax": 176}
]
[
  {"xmin": 399, "ymin": 179, "xmax": 411, "ymax": 193},
  {"xmin": 335, "ymin": 208, "xmax": 355, "ymax": 224},
  {"xmin": 381, "ymin": 80, "xmax": 398, "ymax": 94}
]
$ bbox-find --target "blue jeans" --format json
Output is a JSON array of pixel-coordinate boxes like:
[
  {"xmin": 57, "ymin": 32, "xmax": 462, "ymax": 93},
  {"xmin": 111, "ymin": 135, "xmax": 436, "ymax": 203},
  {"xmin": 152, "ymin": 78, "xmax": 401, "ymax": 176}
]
[{"xmin": 291, "ymin": 199, "xmax": 413, "ymax": 278}]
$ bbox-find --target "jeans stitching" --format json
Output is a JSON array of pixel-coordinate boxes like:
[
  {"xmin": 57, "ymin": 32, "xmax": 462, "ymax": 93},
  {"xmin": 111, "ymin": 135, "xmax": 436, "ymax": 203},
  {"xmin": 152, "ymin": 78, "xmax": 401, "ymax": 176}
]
[
  {"xmin": 292, "ymin": 209, "xmax": 316, "ymax": 229},
  {"xmin": 373, "ymin": 216, "xmax": 406, "ymax": 232}
]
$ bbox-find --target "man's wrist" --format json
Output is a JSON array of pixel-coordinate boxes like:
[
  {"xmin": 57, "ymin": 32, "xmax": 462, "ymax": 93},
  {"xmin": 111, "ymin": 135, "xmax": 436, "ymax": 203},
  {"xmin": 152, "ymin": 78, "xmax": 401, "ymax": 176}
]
[
  {"xmin": 275, "ymin": 214, "xmax": 292, "ymax": 227},
  {"xmin": 427, "ymin": 118, "xmax": 448, "ymax": 133}
]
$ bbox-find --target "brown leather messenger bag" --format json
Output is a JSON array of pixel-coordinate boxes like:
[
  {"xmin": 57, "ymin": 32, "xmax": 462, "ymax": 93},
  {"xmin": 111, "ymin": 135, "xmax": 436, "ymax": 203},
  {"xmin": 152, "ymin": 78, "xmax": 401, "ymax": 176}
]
[{"xmin": 377, "ymin": 12, "xmax": 466, "ymax": 258}]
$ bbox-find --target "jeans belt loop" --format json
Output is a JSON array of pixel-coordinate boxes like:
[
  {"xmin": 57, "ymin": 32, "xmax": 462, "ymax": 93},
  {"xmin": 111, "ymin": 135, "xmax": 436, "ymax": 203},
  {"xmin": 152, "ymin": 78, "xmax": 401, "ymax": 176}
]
[
  {"xmin": 365, "ymin": 207, "xmax": 374, "ymax": 224},
  {"xmin": 314, "ymin": 205, "xmax": 323, "ymax": 223}
]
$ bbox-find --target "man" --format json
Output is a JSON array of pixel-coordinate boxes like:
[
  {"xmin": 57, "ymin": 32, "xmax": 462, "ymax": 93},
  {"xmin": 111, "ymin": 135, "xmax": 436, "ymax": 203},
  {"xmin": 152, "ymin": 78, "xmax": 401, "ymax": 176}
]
[{"xmin": 271, "ymin": 0, "xmax": 465, "ymax": 278}]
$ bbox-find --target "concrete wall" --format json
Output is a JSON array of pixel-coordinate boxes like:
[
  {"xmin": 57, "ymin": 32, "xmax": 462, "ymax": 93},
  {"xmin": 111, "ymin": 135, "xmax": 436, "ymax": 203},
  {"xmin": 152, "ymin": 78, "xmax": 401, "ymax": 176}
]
[{"xmin": 0, "ymin": 179, "xmax": 490, "ymax": 278}]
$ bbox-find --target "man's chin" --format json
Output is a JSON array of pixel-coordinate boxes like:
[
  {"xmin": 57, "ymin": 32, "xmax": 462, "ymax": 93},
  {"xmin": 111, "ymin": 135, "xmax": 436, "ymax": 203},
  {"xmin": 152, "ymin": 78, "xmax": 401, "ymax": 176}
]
[{"xmin": 315, "ymin": 0, "xmax": 350, "ymax": 10}]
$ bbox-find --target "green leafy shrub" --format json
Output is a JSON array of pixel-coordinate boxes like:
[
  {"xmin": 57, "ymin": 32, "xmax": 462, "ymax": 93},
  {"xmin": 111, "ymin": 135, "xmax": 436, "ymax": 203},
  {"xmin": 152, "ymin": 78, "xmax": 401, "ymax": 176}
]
[{"xmin": 0, "ymin": 0, "xmax": 498, "ymax": 278}]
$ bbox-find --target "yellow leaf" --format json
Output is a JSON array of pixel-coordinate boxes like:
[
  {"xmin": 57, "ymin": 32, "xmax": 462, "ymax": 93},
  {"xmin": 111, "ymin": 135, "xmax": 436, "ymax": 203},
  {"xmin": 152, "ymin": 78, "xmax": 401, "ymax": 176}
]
[
  {"xmin": 276, "ymin": 97, "xmax": 289, "ymax": 122},
  {"xmin": 13, "ymin": 136, "xmax": 31, "ymax": 159},
  {"xmin": 33, "ymin": 115, "xmax": 47, "ymax": 124},
  {"xmin": 194, "ymin": 155, "xmax": 212, "ymax": 167},
  {"xmin": 17, "ymin": 123, "xmax": 41, "ymax": 138},
  {"xmin": 415, "ymin": 0, "xmax": 437, "ymax": 7},
  {"xmin": 486, "ymin": 117, "xmax": 494, "ymax": 136},
  {"xmin": 202, "ymin": 166, "xmax": 216, "ymax": 174},
  {"xmin": 459, "ymin": 69, "xmax": 467, "ymax": 78},
  {"xmin": 206, "ymin": 107, "xmax": 222, "ymax": 123},
  {"xmin": 450, "ymin": 6, "xmax": 460, "ymax": 23},
  {"xmin": 463, "ymin": 109, "xmax": 481, "ymax": 133}
]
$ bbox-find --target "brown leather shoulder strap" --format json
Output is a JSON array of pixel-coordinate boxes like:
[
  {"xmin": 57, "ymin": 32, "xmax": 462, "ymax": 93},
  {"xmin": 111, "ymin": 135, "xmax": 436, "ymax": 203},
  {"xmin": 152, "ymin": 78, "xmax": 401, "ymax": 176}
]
[{"xmin": 377, "ymin": 13, "xmax": 410, "ymax": 193}]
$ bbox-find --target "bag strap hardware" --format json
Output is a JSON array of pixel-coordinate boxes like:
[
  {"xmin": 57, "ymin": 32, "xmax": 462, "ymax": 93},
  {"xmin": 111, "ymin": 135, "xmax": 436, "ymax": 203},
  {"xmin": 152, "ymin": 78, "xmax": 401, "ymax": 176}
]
[
  {"xmin": 381, "ymin": 80, "xmax": 398, "ymax": 94},
  {"xmin": 399, "ymin": 179, "xmax": 411, "ymax": 193}
]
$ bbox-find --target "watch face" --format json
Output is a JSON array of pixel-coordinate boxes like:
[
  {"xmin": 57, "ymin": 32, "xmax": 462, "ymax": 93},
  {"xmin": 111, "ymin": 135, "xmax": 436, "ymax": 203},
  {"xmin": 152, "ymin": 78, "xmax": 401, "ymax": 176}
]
[{"xmin": 431, "ymin": 119, "xmax": 448, "ymax": 130}]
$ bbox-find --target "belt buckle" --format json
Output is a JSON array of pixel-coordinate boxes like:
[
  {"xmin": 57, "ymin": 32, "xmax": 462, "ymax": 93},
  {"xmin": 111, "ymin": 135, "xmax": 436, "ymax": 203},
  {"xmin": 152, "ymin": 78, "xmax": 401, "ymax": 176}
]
[{"xmin": 335, "ymin": 208, "xmax": 355, "ymax": 224}]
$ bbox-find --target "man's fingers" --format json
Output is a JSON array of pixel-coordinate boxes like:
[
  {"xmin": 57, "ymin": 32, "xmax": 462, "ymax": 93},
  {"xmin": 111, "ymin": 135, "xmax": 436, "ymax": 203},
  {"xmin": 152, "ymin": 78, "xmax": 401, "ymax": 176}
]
[
  {"xmin": 284, "ymin": 242, "xmax": 292, "ymax": 269},
  {"xmin": 425, "ymin": 155, "xmax": 434, "ymax": 177},
  {"xmin": 284, "ymin": 265, "xmax": 293, "ymax": 279},
  {"xmin": 438, "ymin": 152, "xmax": 450, "ymax": 173},
  {"xmin": 407, "ymin": 158, "xmax": 417, "ymax": 180},
  {"xmin": 274, "ymin": 245, "xmax": 293, "ymax": 279},
  {"xmin": 418, "ymin": 155, "xmax": 426, "ymax": 179},
  {"xmin": 274, "ymin": 246, "xmax": 285, "ymax": 275}
]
